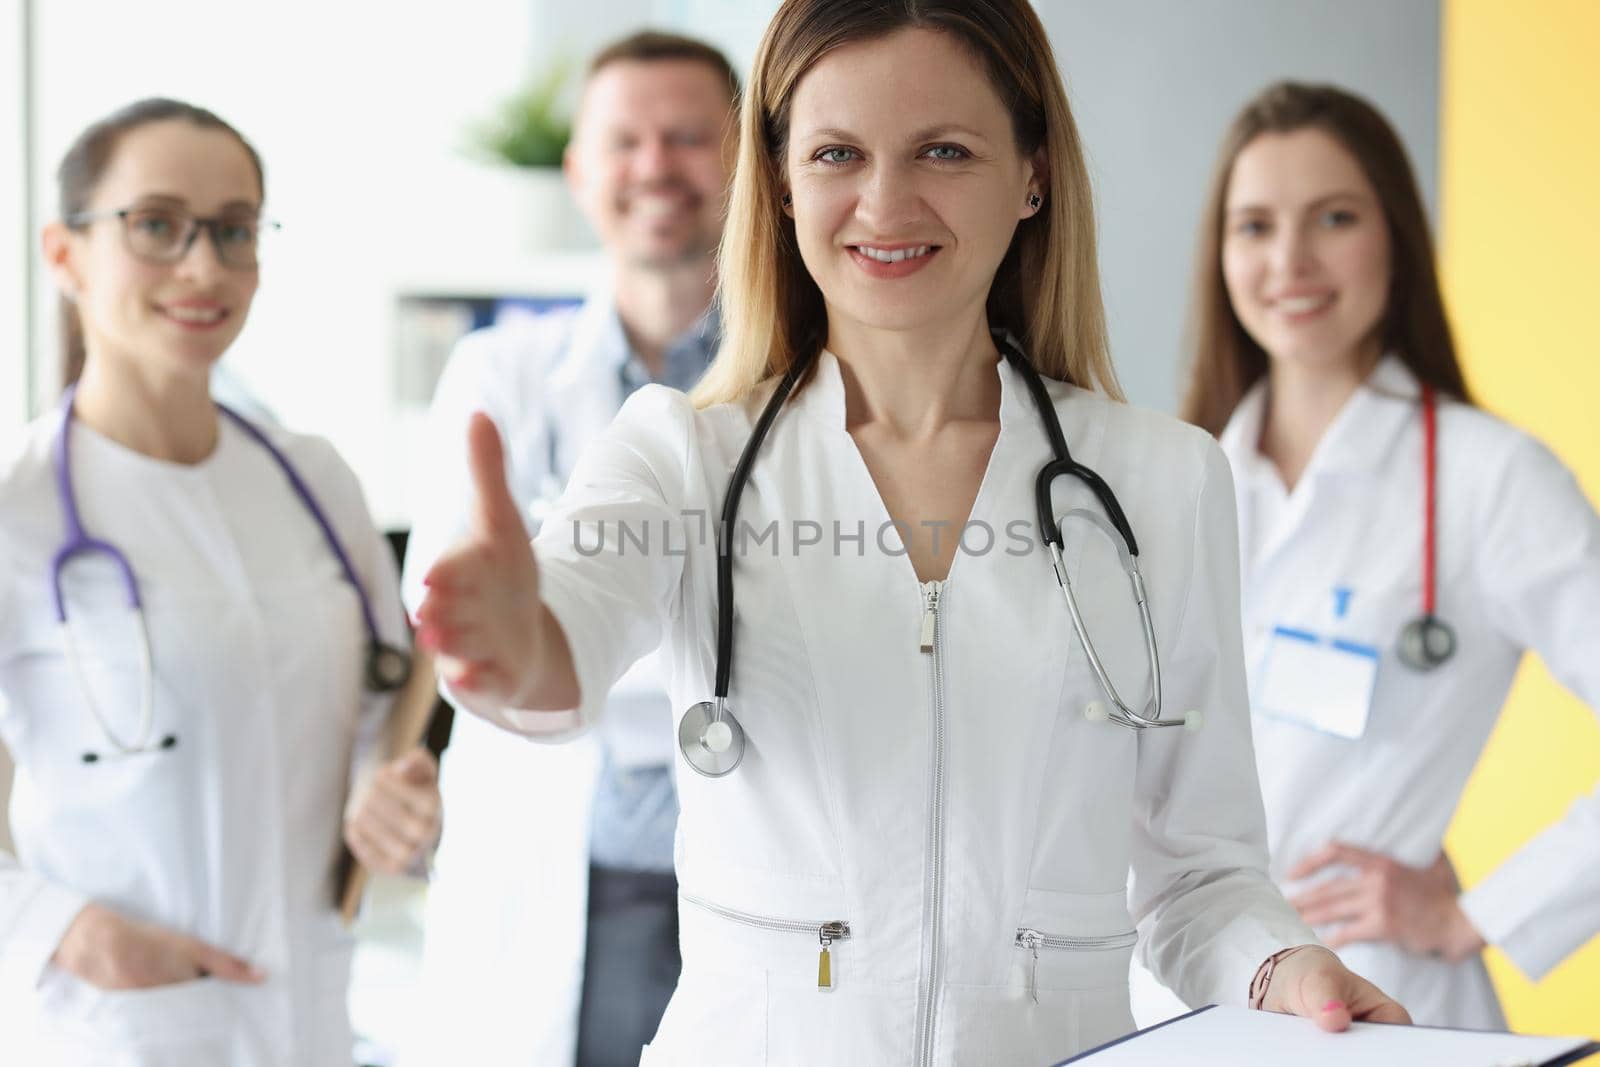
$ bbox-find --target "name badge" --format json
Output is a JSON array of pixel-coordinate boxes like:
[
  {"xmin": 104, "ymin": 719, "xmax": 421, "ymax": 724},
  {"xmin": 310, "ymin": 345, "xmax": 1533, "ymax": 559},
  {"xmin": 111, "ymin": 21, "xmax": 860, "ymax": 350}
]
[{"xmin": 1255, "ymin": 626, "xmax": 1379, "ymax": 740}]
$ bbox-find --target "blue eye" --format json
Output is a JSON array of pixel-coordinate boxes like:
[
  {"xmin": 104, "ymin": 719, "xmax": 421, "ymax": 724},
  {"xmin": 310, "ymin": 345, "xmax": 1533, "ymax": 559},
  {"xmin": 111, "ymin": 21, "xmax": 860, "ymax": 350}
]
[
  {"xmin": 1321, "ymin": 208, "xmax": 1358, "ymax": 228},
  {"xmin": 814, "ymin": 147, "xmax": 858, "ymax": 165},
  {"xmin": 133, "ymin": 213, "xmax": 175, "ymax": 237},
  {"xmin": 924, "ymin": 144, "xmax": 968, "ymax": 162},
  {"xmin": 218, "ymin": 221, "xmax": 257, "ymax": 245}
]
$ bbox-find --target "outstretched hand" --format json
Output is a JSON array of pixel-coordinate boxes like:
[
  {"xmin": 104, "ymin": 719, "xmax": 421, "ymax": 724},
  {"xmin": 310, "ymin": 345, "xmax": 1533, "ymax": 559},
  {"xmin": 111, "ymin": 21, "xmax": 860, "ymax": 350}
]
[{"xmin": 413, "ymin": 413, "xmax": 548, "ymax": 707}]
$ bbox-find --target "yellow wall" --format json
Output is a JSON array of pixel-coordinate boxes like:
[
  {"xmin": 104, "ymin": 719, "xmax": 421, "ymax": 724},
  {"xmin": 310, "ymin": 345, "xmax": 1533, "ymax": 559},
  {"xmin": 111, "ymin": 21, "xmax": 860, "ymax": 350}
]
[{"xmin": 1441, "ymin": 0, "xmax": 1600, "ymax": 1038}]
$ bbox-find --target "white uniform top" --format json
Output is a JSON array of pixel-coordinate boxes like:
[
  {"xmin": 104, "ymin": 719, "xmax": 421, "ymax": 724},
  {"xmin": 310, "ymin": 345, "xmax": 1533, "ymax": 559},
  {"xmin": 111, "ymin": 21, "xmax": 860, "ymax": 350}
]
[
  {"xmin": 0, "ymin": 408, "xmax": 406, "ymax": 1066},
  {"xmin": 454, "ymin": 351, "xmax": 1314, "ymax": 1066},
  {"xmin": 1221, "ymin": 357, "xmax": 1600, "ymax": 1028}
]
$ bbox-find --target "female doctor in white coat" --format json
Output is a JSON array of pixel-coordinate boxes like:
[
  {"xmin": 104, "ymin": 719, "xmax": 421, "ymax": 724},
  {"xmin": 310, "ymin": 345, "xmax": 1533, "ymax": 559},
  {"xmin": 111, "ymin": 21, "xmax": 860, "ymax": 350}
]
[
  {"xmin": 0, "ymin": 99, "xmax": 441, "ymax": 1065},
  {"xmin": 417, "ymin": 4, "xmax": 1407, "ymax": 1063},
  {"xmin": 1179, "ymin": 81, "xmax": 1600, "ymax": 1028}
]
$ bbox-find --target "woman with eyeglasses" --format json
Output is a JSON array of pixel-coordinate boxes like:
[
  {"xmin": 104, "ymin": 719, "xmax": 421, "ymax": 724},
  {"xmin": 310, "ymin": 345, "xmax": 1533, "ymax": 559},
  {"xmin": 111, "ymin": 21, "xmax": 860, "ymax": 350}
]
[{"xmin": 0, "ymin": 98, "xmax": 439, "ymax": 1066}]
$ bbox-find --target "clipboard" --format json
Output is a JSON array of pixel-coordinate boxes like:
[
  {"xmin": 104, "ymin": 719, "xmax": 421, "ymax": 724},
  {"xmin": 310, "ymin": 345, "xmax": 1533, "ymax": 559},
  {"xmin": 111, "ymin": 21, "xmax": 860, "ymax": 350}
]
[
  {"xmin": 1053, "ymin": 1005, "xmax": 1600, "ymax": 1066},
  {"xmin": 336, "ymin": 646, "xmax": 441, "ymax": 925}
]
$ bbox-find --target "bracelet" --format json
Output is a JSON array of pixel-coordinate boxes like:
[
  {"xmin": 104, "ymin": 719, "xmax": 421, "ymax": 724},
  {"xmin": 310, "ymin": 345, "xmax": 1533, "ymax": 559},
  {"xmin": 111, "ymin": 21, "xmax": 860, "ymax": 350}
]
[{"xmin": 1248, "ymin": 945, "xmax": 1314, "ymax": 1010}]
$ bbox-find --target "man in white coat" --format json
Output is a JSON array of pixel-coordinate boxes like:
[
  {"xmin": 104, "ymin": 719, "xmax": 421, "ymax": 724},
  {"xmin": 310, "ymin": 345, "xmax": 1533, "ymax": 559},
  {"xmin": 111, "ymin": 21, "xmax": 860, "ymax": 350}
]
[{"xmin": 399, "ymin": 31, "xmax": 737, "ymax": 1067}]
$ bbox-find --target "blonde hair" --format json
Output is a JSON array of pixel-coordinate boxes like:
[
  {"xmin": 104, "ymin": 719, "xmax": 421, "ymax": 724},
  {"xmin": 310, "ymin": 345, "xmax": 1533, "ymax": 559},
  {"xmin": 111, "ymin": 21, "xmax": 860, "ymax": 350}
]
[{"xmin": 692, "ymin": 0, "xmax": 1120, "ymax": 408}]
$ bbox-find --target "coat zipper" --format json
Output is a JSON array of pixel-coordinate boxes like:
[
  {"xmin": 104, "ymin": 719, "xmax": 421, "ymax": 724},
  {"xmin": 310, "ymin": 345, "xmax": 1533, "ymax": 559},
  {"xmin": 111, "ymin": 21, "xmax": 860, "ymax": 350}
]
[
  {"xmin": 681, "ymin": 893, "xmax": 851, "ymax": 991},
  {"xmin": 914, "ymin": 580, "xmax": 948, "ymax": 1067},
  {"xmin": 1015, "ymin": 927, "xmax": 1138, "ymax": 1004}
]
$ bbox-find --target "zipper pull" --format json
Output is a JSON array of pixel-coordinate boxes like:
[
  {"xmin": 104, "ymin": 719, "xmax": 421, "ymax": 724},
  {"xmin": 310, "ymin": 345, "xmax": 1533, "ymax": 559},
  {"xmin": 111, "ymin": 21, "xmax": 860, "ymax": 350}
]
[
  {"xmin": 919, "ymin": 584, "xmax": 941, "ymax": 653},
  {"xmin": 1017, "ymin": 929, "xmax": 1040, "ymax": 1004},
  {"xmin": 817, "ymin": 922, "xmax": 844, "ymax": 990}
]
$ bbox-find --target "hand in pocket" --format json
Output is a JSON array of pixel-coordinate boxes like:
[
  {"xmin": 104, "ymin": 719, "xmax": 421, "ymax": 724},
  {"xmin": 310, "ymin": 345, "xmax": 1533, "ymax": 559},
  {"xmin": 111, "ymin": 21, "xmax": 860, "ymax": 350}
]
[{"xmin": 52, "ymin": 902, "xmax": 265, "ymax": 991}]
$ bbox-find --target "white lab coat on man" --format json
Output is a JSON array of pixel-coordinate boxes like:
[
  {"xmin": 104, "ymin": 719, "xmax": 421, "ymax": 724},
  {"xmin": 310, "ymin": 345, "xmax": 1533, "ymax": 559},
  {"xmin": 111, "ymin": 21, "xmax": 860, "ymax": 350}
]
[
  {"xmin": 398, "ymin": 296, "xmax": 676, "ymax": 1066},
  {"xmin": 452, "ymin": 350, "xmax": 1318, "ymax": 1066},
  {"xmin": 1214, "ymin": 357, "xmax": 1600, "ymax": 1028},
  {"xmin": 0, "ymin": 408, "xmax": 407, "ymax": 1066}
]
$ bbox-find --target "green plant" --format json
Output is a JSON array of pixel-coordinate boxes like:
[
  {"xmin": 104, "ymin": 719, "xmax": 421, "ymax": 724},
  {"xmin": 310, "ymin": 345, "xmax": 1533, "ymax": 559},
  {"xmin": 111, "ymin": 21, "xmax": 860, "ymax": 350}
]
[{"xmin": 469, "ymin": 65, "xmax": 572, "ymax": 169}]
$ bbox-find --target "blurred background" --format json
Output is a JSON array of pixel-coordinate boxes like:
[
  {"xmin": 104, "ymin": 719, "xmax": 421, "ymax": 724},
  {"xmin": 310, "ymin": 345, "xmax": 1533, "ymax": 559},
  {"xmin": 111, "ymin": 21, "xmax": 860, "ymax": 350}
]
[{"xmin": 2, "ymin": 0, "xmax": 1595, "ymax": 1059}]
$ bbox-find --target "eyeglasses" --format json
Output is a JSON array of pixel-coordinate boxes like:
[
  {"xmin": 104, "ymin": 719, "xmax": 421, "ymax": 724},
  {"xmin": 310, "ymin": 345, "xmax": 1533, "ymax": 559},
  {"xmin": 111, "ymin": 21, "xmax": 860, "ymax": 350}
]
[{"xmin": 66, "ymin": 206, "xmax": 280, "ymax": 270}]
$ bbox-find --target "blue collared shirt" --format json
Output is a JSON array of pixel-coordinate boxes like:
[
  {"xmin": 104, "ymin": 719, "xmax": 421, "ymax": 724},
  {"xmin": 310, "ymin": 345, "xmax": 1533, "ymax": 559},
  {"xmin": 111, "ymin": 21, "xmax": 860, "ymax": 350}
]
[{"xmin": 587, "ymin": 302, "xmax": 719, "ymax": 873}]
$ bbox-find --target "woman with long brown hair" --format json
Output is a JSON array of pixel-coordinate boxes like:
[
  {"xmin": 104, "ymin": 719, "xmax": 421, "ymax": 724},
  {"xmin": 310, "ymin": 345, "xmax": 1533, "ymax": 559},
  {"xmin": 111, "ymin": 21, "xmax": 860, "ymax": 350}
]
[
  {"xmin": 417, "ymin": 7, "xmax": 1405, "ymax": 1063},
  {"xmin": 0, "ymin": 99, "xmax": 439, "ymax": 1064},
  {"xmin": 1178, "ymin": 81, "xmax": 1600, "ymax": 1029}
]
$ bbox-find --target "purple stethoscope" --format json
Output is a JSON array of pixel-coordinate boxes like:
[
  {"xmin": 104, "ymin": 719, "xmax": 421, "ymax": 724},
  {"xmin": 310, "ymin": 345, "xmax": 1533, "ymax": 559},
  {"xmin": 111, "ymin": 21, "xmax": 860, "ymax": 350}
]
[{"xmin": 52, "ymin": 387, "xmax": 412, "ymax": 764}]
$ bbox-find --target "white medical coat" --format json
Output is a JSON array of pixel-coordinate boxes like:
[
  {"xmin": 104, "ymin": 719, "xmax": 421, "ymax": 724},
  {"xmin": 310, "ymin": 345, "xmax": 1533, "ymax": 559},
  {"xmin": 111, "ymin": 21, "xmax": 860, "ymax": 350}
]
[
  {"xmin": 0, "ymin": 409, "xmax": 406, "ymax": 1066},
  {"xmin": 398, "ymin": 298, "xmax": 675, "ymax": 1067},
  {"xmin": 1221, "ymin": 357, "xmax": 1600, "ymax": 1028},
  {"xmin": 456, "ymin": 351, "xmax": 1316, "ymax": 1066}
]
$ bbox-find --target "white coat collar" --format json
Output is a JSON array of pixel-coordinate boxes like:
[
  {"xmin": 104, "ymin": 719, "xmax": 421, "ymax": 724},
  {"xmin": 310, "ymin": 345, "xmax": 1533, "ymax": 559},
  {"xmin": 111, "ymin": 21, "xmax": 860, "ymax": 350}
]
[
  {"xmin": 538, "ymin": 286, "xmax": 630, "ymax": 484},
  {"xmin": 1219, "ymin": 355, "xmax": 1422, "ymax": 486},
  {"xmin": 547, "ymin": 282, "xmax": 629, "ymax": 396}
]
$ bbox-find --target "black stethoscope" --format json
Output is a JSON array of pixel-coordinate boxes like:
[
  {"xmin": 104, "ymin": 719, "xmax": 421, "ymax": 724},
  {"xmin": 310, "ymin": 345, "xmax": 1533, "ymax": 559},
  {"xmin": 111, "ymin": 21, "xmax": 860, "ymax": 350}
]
[
  {"xmin": 52, "ymin": 387, "xmax": 412, "ymax": 764},
  {"xmin": 677, "ymin": 333, "xmax": 1196, "ymax": 779},
  {"xmin": 1396, "ymin": 383, "xmax": 1455, "ymax": 670}
]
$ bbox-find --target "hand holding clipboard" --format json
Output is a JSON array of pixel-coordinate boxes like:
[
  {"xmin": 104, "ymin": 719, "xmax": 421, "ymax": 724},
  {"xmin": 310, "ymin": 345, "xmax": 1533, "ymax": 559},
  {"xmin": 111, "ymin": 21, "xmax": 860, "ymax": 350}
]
[{"xmin": 337, "ymin": 647, "xmax": 443, "ymax": 924}]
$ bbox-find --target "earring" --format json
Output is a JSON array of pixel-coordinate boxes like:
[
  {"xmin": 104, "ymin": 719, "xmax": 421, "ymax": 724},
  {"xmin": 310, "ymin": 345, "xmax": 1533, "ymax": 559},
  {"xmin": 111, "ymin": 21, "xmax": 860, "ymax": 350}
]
[
  {"xmin": 781, "ymin": 192, "xmax": 793, "ymax": 207},
  {"xmin": 1027, "ymin": 193, "xmax": 1042, "ymax": 210}
]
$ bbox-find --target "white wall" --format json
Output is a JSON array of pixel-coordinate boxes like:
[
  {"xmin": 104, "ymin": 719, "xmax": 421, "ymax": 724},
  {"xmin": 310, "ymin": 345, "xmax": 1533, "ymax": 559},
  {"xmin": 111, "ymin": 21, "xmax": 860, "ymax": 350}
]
[
  {"xmin": 1039, "ymin": 0, "xmax": 1441, "ymax": 410},
  {"xmin": 2, "ymin": 0, "xmax": 27, "ymax": 439}
]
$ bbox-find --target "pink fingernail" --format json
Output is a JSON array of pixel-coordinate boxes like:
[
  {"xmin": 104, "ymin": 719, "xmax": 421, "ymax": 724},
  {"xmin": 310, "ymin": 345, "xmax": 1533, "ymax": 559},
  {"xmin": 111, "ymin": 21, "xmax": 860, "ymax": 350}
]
[{"xmin": 1322, "ymin": 1000, "xmax": 1346, "ymax": 1013}]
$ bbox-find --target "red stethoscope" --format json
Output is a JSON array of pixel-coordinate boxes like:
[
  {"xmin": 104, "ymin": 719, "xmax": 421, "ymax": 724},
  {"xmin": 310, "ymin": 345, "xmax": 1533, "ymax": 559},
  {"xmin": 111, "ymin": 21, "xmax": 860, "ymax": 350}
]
[{"xmin": 1396, "ymin": 384, "xmax": 1457, "ymax": 670}]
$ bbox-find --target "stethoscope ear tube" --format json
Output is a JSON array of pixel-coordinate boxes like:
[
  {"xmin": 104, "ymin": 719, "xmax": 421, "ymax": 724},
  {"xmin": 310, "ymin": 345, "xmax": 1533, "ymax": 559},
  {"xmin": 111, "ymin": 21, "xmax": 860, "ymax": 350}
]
[
  {"xmin": 711, "ymin": 364, "xmax": 805, "ymax": 701},
  {"xmin": 216, "ymin": 403, "xmax": 412, "ymax": 693},
  {"xmin": 1006, "ymin": 339, "xmax": 1183, "ymax": 732},
  {"xmin": 51, "ymin": 387, "xmax": 415, "ymax": 770},
  {"xmin": 58, "ymin": 608, "xmax": 160, "ymax": 759},
  {"xmin": 1000, "ymin": 338, "xmax": 1140, "ymax": 557},
  {"xmin": 1397, "ymin": 385, "xmax": 1455, "ymax": 671},
  {"xmin": 1035, "ymin": 458, "xmax": 1138, "ymax": 556},
  {"xmin": 685, "ymin": 353, "xmax": 816, "ymax": 778}
]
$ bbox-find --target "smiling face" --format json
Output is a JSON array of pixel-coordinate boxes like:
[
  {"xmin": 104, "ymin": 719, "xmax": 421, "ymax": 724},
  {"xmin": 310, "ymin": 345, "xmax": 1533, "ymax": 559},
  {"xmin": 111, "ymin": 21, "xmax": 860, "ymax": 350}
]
[
  {"xmin": 782, "ymin": 27, "xmax": 1041, "ymax": 339},
  {"xmin": 48, "ymin": 119, "xmax": 263, "ymax": 383},
  {"xmin": 566, "ymin": 58, "xmax": 735, "ymax": 269},
  {"xmin": 1221, "ymin": 127, "xmax": 1393, "ymax": 378}
]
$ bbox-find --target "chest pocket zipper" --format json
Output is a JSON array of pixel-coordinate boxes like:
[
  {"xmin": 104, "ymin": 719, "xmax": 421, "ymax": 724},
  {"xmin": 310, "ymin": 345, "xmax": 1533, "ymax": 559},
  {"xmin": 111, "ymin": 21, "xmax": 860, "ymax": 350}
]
[
  {"xmin": 682, "ymin": 894, "xmax": 851, "ymax": 990},
  {"xmin": 1015, "ymin": 927, "xmax": 1137, "ymax": 1003}
]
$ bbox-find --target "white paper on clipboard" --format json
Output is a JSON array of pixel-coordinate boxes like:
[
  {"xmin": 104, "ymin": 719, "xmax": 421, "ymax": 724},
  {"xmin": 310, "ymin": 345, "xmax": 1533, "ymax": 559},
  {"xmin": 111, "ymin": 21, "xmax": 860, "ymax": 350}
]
[{"xmin": 1054, "ymin": 1005, "xmax": 1599, "ymax": 1066}]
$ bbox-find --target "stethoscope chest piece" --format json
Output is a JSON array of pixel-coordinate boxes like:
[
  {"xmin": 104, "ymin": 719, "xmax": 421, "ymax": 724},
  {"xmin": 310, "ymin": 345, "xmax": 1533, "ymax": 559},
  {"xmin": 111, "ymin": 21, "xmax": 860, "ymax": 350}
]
[
  {"xmin": 367, "ymin": 642, "xmax": 414, "ymax": 692},
  {"xmin": 1397, "ymin": 613, "xmax": 1456, "ymax": 671},
  {"xmin": 679, "ymin": 700, "xmax": 745, "ymax": 777}
]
